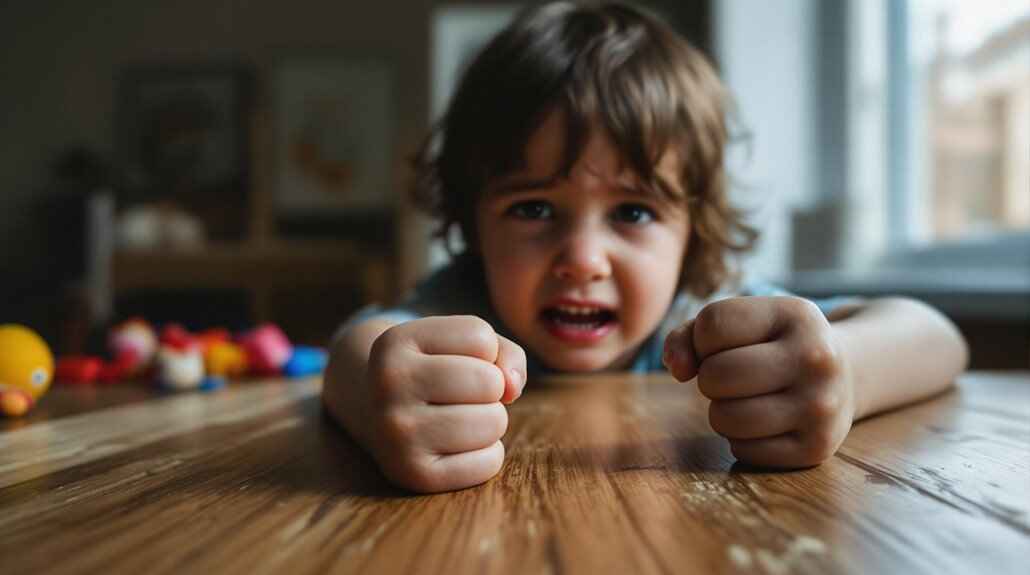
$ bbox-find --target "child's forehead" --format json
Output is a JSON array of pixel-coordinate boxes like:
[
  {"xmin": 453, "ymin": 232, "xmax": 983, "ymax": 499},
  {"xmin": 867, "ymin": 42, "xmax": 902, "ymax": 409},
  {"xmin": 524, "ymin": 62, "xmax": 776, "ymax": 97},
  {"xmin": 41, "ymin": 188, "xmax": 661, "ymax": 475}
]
[
  {"xmin": 486, "ymin": 149, "xmax": 686, "ymax": 203},
  {"xmin": 490, "ymin": 116, "xmax": 685, "ymax": 195}
]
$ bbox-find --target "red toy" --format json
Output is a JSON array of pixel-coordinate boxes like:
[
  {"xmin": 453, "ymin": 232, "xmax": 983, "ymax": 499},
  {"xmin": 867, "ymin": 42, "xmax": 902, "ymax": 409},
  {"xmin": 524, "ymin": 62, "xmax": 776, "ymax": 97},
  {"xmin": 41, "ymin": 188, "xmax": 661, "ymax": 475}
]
[
  {"xmin": 97, "ymin": 358, "xmax": 132, "ymax": 383},
  {"xmin": 108, "ymin": 318, "xmax": 158, "ymax": 377},
  {"xmin": 55, "ymin": 356, "xmax": 104, "ymax": 384},
  {"xmin": 160, "ymin": 324, "xmax": 197, "ymax": 352}
]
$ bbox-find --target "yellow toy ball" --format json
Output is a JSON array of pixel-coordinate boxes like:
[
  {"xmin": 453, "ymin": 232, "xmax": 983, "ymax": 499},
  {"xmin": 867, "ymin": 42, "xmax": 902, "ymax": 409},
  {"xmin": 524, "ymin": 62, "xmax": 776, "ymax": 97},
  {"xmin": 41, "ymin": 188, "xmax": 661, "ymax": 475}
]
[
  {"xmin": 0, "ymin": 324, "xmax": 54, "ymax": 416},
  {"xmin": 205, "ymin": 341, "xmax": 248, "ymax": 379}
]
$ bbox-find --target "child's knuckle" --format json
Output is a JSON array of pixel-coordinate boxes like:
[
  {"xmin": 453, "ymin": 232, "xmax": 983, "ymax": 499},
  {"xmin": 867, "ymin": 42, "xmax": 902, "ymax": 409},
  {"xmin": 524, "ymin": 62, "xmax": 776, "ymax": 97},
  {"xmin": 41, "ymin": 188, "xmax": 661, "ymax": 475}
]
[
  {"xmin": 379, "ymin": 408, "xmax": 418, "ymax": 446},
  {"xmin": 461, "ymin": 316, "xmax": 497, "ymax": 354},
  {"xmin": 472, "ymin": 362, "xmax": 505, "ymax": 399},
  {"xmin": 369, "ymin": 325, "xmax": 404, "ymax": 358},
  {"xmin": 697, "ymin": 356, "xmax": 728, "ymax": 389},
  {"xmin": 804, "ymin": 389, "xmax": 842, "ymax": 423},
  {"xmin": 785, "ymin": 296, "xmax": 822, "ymax": 321},
  {"xmin": 800, "ymin": 340, "xmax": 842, "ymax": 381},
  {"xmin": 368, "ymin": 360, "xmax": 408, "ymax": 403},
  {"xmin": 694, "ymin": 303, "xmax": 725, "ymax": 340}
]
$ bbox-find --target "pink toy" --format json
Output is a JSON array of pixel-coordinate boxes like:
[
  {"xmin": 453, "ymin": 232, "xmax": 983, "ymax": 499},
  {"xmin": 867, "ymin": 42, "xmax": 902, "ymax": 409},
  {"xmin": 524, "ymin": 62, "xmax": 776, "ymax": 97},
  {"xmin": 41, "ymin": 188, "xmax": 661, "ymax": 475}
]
[
  {"xmin": 108, "ymin": 318, "xmax": 158, "ymax": 377},
  {"xmin": 240, "ymin": 324, "xmax": 292, "ymax": 376}
]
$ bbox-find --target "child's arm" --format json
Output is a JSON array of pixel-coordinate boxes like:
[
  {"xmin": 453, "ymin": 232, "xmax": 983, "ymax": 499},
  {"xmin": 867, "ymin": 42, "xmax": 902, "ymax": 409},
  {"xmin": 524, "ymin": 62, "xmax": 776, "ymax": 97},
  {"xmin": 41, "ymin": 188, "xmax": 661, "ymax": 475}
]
[
  {"xmin": 322, "ymin": 316, "xmax": 527, "ymax": 492},
  {"xmin": 823, "ymin": 297, "xmax": 968, "ymax": 420},
  {"xmin": 662, "ymin": 296, "xmax": 967, "ymax": 468}
]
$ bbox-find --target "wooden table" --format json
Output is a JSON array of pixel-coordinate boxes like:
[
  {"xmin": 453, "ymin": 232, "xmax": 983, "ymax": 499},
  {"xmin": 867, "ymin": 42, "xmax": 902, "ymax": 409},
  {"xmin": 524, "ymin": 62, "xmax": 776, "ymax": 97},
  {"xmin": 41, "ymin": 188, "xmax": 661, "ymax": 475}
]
[{"xmin": 1, "ymin": 372, "xmax": 1027, "ymax": 574}]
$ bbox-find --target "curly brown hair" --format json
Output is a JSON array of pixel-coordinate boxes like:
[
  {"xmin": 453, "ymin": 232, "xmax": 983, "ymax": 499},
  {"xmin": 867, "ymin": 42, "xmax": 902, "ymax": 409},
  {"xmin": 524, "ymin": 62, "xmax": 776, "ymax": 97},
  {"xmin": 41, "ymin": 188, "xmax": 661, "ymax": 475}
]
[{"xmin": 411, "ymin": 1, "xmax": 757, "ymax": 298}]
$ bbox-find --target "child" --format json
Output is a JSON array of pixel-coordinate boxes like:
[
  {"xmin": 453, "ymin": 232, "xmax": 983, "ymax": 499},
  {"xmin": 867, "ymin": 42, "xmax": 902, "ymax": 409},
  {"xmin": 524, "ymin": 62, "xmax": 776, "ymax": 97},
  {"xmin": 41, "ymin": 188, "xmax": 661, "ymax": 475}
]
[{"xmin": 322, "ymin": 1, "xmax": 968, "ymax": 493}]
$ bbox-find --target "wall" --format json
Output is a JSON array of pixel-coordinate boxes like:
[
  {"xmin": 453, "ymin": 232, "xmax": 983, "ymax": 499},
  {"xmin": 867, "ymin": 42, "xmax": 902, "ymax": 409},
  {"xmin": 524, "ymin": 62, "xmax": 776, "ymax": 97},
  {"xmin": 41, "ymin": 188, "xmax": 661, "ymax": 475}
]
[{"xmin": 715, "ymin": 0, "xmax": 817, "ymax": 281}]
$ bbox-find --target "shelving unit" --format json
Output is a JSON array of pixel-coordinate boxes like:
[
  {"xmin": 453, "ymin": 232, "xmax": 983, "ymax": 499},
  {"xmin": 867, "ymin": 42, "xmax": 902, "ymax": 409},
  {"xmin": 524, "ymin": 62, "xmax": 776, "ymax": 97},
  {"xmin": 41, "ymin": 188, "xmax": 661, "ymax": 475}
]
[
  {"xmin": 111, "ymin": 240, "xmax": 388, "ymax": 323},
  {"xmin": 99, "ymin": 109, "xmax": 393, "ymax": 332}
]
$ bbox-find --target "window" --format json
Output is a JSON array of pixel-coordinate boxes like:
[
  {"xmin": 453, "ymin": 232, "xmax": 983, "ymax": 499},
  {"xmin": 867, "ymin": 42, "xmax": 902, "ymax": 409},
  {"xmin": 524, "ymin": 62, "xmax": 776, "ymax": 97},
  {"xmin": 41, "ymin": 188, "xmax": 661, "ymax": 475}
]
[
  {"xmin": 894, "ymin": 0, "xmax": 1029, "ymax": 246},
  {"xmin": 910, "ymin": 0, "xmax": 1030, "ymax": 242},
  {"xmin": 833, "ymin": 0, "xmax": 1030, "ymax": 280},
  {"xmin": 714, "ymin": 0, "xmax": 1028, "ymax": 318}
]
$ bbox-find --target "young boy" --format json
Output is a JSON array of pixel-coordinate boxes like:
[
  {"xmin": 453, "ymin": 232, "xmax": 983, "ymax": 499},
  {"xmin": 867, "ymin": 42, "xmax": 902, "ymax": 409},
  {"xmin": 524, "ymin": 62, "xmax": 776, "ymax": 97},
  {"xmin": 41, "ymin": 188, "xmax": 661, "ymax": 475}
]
[{"xmin": 322, "ymin": 1, "xmax": 968, "ymax": 493}]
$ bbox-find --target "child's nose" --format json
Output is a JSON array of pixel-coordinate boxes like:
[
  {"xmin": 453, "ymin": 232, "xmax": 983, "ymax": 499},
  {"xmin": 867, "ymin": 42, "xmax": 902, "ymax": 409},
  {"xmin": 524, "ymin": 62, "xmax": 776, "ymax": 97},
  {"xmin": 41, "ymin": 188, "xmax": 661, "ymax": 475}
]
[{"xmin": 552, "ymin": 227, "xmax": 612, "ymax": 283}]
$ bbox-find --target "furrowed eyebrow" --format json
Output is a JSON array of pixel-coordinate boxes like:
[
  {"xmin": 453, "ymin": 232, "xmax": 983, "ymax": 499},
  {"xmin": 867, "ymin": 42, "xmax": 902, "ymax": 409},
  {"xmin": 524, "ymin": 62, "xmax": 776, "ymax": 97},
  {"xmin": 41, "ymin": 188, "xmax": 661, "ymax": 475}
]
[
  {"xmin": 613, "ymin": 176, "xmax": 683, "ymax": 203},
  {"xmin": 487, "ymin": 175, "xmax": 562, "ymax": 196}
]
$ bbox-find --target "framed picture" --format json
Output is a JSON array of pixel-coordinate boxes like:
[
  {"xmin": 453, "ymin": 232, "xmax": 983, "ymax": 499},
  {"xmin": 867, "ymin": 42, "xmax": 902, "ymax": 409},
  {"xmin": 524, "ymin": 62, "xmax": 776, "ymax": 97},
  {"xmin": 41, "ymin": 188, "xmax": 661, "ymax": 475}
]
[
  {"xmin": 271, "ymin": 60, "xmax": 394, "ymax": 215},
  {"xmin": 116, "ymin": 64, "xmax": 253, "ymax": 238}
]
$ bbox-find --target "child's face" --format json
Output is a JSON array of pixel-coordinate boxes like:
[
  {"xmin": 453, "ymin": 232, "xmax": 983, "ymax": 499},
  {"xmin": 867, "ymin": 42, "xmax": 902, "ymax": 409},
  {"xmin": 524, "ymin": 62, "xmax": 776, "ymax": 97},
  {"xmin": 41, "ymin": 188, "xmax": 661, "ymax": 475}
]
[{"xmin": 476, "ymin": 112, "xmax": 691, "ymax": 371}]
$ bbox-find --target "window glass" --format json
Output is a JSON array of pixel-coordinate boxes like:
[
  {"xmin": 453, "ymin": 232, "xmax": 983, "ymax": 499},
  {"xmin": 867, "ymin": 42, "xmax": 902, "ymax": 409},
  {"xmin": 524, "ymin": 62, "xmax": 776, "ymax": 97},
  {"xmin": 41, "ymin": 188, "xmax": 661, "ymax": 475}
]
[{"xmin": 910, "ymin": 0, "xmax": 1030, "ymax": 240}]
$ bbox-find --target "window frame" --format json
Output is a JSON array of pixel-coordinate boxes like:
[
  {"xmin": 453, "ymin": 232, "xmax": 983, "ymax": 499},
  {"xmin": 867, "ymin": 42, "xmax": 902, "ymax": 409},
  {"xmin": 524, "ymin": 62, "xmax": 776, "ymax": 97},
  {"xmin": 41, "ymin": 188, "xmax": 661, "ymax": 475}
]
[
  {"xmin": 786, "ymin": 0, "xmax": 1029, "ymax": 320},
  {"xmin": 882, "ymin": 0, "xmax": 1030, "ymax": 266}
]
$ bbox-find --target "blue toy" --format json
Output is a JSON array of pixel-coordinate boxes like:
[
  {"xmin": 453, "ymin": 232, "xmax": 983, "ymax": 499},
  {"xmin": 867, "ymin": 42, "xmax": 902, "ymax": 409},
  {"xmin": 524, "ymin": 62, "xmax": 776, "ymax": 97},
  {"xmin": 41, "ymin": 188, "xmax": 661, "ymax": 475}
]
[
  {"xmin": 282, "ymin": 346, "xmax": 328, "ymax": 377},
  {"xmin": 198, "ymin": 376, "xmax": 226, "ymax": 392}
]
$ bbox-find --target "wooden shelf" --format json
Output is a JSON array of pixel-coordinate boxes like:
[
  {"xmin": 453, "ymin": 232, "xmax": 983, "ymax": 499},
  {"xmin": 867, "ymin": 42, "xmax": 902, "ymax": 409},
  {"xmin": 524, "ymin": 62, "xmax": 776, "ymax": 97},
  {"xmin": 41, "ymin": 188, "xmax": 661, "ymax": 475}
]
[
  {"xmin": 91, "ymin": 109, "xmax": 394, "ymax": 328},
  {"xmin": 114, "ymin": 241, "xmax": 379, "ymax": 289},
  {"xmin": 110, "ymin": 240, "xmax": 389, "ymax": 323}
]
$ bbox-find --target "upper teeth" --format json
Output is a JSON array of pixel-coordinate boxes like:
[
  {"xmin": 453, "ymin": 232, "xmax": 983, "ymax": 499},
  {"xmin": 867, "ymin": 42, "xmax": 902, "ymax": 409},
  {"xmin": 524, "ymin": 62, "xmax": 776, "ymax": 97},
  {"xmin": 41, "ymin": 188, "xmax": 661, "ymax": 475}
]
[{"xmin": 556, "ymin": 305, "xmax": 602, "ymax": 315}]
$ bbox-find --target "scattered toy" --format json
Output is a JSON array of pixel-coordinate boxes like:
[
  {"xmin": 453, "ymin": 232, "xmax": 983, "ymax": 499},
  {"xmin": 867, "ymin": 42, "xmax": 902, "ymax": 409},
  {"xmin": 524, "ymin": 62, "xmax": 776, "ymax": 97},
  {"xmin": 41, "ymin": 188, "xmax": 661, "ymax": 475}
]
[
  {"xmin": 205, "ymin": 341, "xmax": 248, "ymax": 379},
  {"xmin": 240, "ymin": 324, "xmax": 292, "ymax": 376},
  {"xmin": 108, "ymin": 318, "xmax": 158, "ymax": 377},
  {"xmin": 283, "ymin": 346, "xmax": 328, "ymax": 377},
  {"xmin": 0, "ymin": 324, "xmax": 54, "ymax": 417},
  {"xmin": 156, "ymin": 344, "xmax": 205, "ymax": 390},
  {"xmin": 55, "ymin": 356, "xmax": 104, "ymax": 385},
  {"xmin": 198, "ymin": 376, "xmax": 226, "ymax": 392}
]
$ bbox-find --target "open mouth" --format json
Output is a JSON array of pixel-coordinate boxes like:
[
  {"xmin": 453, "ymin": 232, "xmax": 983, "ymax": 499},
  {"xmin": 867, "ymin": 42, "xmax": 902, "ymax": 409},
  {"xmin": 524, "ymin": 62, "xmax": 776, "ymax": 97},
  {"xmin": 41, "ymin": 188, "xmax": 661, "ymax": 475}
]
[{"xmin": 540, "ymin": 304, "xmax": 617, "ymax": 342}]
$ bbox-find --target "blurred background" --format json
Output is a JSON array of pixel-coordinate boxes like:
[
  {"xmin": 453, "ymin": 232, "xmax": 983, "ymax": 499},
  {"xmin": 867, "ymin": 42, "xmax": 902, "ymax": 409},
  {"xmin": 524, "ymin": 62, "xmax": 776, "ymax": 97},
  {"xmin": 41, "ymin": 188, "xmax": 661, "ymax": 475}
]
[{"xmin": 0, "ymin": 0, "xmax": 1026, "ymax": 367}]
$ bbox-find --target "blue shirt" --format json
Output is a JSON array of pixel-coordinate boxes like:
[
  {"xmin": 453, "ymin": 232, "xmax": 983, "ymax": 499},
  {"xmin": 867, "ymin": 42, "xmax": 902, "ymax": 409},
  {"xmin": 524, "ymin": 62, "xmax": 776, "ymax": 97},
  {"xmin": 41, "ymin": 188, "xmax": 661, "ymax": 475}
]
[{"xmin": 341, "ymin": 254, "xmax": 855, "ymax": 375}]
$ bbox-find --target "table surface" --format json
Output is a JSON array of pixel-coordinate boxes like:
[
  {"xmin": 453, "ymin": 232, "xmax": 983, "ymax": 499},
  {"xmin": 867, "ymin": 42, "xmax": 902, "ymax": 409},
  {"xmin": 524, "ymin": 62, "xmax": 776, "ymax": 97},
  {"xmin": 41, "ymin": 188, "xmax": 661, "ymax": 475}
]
[{"xmin": 1, "ymin": 372, "xmax": 1027, "ymax": 575}]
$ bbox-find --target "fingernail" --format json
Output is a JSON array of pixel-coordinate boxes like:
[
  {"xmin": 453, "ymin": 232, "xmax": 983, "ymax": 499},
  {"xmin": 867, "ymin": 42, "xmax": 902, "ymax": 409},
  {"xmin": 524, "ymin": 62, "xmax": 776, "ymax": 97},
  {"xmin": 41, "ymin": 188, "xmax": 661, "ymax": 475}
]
[
  {"xmin": 662, "ymin": 344, "xmax": 676, "ymax": 368},
  {"xmin": 509, "ymin": 368, "xmax": 524, "ymax": 398}
]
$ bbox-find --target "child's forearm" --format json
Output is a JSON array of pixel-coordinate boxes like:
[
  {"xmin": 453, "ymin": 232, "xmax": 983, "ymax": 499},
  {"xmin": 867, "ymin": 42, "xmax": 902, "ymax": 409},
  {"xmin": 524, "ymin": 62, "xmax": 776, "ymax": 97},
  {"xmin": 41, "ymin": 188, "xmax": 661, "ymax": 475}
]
[
  {"xmin": 322, "ymin": 319, "xmax": 398, "ymax": 449},
  {"xmin": 830, "ymin": 297, "xmax": 969, "ymax": 421}
]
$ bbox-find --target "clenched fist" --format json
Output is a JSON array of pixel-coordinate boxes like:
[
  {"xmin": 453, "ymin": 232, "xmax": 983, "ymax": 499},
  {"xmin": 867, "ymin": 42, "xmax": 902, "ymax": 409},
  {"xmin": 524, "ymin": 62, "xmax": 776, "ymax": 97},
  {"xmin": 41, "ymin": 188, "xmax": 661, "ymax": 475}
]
[
  {"xmin": 341, "ymin": 316, "xmax": 527, "ymax": 493},
  {"xmin": 663, "ymin": 296, "xmax": 856, "ymax": 468}
]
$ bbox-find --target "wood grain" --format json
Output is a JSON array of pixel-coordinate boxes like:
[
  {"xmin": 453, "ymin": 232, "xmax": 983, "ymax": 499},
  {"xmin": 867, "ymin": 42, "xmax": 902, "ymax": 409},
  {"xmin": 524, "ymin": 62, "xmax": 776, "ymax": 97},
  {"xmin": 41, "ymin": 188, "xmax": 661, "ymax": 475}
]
[{"xmin": 0, "ymin": 372, "xmax": 1027, "ymax": 574}]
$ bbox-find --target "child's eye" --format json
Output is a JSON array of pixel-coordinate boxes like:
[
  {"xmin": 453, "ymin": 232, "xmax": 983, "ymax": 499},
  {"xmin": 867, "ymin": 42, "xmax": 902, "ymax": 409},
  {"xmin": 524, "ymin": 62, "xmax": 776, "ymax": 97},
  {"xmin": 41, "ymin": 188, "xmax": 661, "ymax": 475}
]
[
  {"xmin": 506, "ymin": 200, "xmax": 553, "ymax": 220},
  {"xmin": 611, "ymin": 203, "xmax": 656, "ymax": 224}
]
